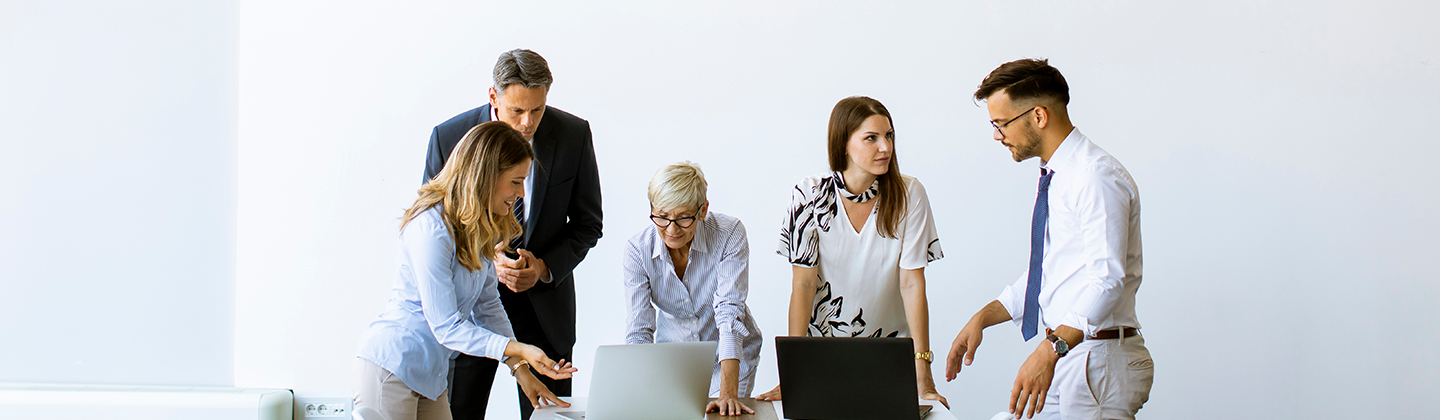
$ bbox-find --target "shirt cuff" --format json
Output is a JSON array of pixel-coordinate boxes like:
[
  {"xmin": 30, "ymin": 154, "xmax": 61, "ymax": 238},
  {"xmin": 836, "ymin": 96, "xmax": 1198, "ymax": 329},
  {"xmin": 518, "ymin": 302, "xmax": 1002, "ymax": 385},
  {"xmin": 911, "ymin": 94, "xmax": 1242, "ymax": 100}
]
[
  {"xmin": 538, "ymin": 270, "xmax": 553, "ymax": 284},
  {"xmin": 1060, "ymin": 312, "xmax": 1097, "ymax": 338},
  {"xmin": 716, "ymin": 318, "xmax": 749, "ymax": 361},
  {"xmin": 483, "ymin": 335, "xmax": 512, "ymax": 361}
]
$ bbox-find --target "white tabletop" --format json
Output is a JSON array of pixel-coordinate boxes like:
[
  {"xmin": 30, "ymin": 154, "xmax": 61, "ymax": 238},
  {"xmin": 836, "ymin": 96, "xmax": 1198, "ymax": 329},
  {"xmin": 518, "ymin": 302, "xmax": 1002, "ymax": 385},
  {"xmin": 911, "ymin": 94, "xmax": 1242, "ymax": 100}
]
[{"xmin": 531, "ymin": 396, "xmax": 957, "ymax": 420}]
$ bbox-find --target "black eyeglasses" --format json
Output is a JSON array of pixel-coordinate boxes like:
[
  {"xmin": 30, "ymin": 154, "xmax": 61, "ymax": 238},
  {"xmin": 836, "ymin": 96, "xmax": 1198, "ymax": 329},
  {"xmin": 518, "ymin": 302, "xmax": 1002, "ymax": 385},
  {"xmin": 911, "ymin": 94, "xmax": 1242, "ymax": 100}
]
[
  {"xmin": 990, "ymin": 107, "xmax": 1037, "ymax": 140},
  {"xmin": 650, "ymin": 214, "xmax": 697, "ymax": 229}
]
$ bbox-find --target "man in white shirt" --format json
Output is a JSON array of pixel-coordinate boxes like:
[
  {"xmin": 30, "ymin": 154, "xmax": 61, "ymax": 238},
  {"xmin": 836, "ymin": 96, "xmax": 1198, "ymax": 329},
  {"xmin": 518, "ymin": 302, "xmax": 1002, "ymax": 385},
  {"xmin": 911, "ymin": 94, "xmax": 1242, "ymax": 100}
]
[{"xmin": 944, "ymin": 58, "xmax": 1154, "ymax": 420}]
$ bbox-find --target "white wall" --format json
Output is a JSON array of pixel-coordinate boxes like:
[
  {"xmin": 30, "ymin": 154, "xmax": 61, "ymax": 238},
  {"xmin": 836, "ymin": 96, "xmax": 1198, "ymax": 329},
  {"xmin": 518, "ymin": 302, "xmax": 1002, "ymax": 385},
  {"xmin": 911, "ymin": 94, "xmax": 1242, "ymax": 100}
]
[
  {"xmin": 0, "ymin": 0, "xmax": 237, "ymax": 386},
  {"xmin": 6, "ymin": 1, "xmax": 1435, "ymax": 419},
  {"xmin": 236, "ymin": 1, "xmax": 1440, "ymax": 419}
]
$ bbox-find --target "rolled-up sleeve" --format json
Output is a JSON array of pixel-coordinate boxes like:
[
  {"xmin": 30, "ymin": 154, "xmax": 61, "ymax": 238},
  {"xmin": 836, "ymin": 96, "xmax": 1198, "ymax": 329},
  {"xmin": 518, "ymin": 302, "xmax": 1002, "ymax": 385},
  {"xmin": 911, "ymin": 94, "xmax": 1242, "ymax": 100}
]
[
  {"xmin": 622, "ymin": 238, "xmax": 657, "ymax": 345},
  {"xmin": 1061, "ymin": 165, "xmax": 1134, "ymax": 336},
  {"xmin": 406, "ymin": 219, "xmax": 512, "ymax": 360},
  {"xmin": 996, "ymin": 272, "xmax": 1029, "ymax": 326},
  {"xmin": 713, "ymin": 220, "xmax": 751, "ymax": 362}
]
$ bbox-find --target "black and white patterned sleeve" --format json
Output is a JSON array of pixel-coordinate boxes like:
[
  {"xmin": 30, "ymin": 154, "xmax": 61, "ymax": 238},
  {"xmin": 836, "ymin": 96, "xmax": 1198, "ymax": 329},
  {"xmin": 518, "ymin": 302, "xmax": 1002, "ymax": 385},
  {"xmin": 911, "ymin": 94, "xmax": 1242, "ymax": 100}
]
[{"xmin": 778, "ymin": 175, "xmax": 840, "ymax": 267}]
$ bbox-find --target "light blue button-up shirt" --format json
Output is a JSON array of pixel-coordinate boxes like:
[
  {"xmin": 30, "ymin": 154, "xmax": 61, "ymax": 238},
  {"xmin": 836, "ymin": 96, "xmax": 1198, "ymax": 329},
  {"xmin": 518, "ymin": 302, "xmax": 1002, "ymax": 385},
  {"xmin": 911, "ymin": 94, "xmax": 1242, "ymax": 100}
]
[{"xmin": 357, "ymin": 206, "xmax": 514, "ymax": 400}]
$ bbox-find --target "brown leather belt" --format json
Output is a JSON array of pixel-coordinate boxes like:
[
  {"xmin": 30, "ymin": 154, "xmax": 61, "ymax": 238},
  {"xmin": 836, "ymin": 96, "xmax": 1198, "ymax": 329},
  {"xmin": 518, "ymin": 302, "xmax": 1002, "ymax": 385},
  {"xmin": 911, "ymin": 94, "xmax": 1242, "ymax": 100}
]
[{"xmin": 1089, "ymin": 327, "xmax": 1140, "ymax": 340}]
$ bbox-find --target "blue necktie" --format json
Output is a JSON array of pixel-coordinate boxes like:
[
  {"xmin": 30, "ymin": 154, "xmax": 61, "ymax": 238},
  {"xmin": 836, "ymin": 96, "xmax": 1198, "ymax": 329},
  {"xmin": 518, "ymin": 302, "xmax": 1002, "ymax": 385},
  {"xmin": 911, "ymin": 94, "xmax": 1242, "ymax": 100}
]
[
  {"xmin": 509, "ymin": 196, "xmax": 526, "ymax": 251},
  {"xmin": 1021, "ymin": 169, "xmax": 1054, "ymax": 341}
]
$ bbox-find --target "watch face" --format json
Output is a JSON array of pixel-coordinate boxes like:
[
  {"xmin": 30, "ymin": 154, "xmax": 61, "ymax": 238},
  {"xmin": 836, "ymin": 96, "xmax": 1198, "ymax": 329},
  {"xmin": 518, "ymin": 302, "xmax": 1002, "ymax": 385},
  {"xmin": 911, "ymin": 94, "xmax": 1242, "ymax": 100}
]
[{"xmin": 1049, "ymin": 335, "xmax": 1068, "ymax": 355}]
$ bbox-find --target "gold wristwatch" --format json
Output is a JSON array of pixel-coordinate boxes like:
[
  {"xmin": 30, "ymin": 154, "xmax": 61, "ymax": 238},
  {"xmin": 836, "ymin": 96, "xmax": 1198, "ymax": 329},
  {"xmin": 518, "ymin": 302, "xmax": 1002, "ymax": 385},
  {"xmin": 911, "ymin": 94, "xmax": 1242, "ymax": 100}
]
[{"xmin": 915, "ymin": 351, "xmax": 934, "ymax": 363}]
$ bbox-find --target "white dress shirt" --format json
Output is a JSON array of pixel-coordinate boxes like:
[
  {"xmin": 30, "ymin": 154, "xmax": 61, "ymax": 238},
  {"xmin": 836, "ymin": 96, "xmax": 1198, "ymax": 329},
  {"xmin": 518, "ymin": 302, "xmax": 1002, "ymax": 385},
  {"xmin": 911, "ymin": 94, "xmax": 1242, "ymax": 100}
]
[
  {"xmin": 622, "ymin": 211, "xmax": 763, "ymax": 395},
  {"xmin": 357, "ymin": 205, "xmax": 515, "ymax": 400},
  {"xmin": 997, "ymin": 129, "xmax": 1144, "ymax": 337}
]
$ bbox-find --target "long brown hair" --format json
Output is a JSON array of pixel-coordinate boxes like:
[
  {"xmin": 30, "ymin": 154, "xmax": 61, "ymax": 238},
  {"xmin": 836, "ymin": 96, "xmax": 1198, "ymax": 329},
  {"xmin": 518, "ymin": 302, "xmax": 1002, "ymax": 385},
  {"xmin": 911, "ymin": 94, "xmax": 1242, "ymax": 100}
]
[
  {"xmin": 828, "ymin": 96, "xmax": 906, "ymax": 239},
  {"xmin": 402, "ymin": 121, "xmax": 534, "ymax": 271}
]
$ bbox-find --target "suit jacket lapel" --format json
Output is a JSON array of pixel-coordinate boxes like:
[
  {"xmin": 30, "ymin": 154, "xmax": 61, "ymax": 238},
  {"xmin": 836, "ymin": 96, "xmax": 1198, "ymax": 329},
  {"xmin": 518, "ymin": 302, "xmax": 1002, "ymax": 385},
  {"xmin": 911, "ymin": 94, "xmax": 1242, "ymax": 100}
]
[{"xmin": 525, "ymin": 112, "xmax": 556, "ymax": 244}]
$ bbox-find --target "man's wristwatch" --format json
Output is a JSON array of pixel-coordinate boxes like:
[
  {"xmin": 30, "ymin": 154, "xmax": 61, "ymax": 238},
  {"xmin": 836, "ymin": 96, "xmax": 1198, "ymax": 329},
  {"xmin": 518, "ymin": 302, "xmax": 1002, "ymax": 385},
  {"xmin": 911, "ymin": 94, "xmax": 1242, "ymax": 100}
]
[
  {"xmin": 915, "ymin": 351, "xmax": 934, "ymax": 363},
  {"xmin": 1046, "ymin": 333, "xmax": 1070, "ymax": 358}
]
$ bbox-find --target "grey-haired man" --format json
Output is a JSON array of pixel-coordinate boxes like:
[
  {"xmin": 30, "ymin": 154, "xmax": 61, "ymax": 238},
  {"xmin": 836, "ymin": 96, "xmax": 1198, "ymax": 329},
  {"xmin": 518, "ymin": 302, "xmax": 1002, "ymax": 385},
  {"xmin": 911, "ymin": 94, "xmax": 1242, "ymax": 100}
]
[{"xmin": 422, "ymin": 49, "xmax": 603, "ymax": 420}]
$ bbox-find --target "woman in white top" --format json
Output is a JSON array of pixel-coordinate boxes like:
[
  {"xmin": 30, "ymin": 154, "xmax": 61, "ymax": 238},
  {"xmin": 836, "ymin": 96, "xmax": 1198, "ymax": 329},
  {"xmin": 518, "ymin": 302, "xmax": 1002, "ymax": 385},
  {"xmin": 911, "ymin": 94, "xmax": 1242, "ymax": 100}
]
[
  {"xmin": 355, "ymin": 122, "xmax": 578, "ymax": 420},
  {"xmin": 757, "ymin": 96, "xmax": 948, "ymax": 408},
  {"xmin": 622, "ymin": 162, "xmax": 763, "ymax": 416}
]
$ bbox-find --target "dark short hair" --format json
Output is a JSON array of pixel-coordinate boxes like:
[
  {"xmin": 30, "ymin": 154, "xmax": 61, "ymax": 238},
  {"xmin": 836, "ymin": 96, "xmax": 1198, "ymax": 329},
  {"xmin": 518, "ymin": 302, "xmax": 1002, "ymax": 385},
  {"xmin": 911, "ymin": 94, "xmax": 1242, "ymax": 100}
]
[
  {"xmin": 493, "ymin": 49, "xmax": 553, "ymax": 95},
  {"xmin": 973, "ymin": 58, "xmax": 1069, "ymax": 106}
]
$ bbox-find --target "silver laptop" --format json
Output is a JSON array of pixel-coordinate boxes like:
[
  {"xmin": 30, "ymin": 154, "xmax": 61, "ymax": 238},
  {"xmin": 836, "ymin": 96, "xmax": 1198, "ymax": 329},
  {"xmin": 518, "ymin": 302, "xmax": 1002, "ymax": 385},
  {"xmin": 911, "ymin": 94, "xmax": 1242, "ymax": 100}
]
[{"xmin": 556, "ymin": 341, "xmax": 717, "ymax": 420}]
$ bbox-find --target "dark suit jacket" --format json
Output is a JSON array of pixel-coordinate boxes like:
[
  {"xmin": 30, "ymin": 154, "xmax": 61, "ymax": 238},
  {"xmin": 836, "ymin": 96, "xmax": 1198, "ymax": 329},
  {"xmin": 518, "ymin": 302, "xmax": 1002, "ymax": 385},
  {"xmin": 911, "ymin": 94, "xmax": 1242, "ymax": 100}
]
[{"xmin": 422, "ymin": 104, "xmax": 603, "ymax": 353}]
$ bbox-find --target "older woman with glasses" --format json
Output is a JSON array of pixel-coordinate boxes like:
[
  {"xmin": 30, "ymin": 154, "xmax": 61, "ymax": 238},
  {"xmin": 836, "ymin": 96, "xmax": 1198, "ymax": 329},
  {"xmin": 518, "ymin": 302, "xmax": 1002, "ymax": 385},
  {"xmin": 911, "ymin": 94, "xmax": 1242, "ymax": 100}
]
[{"xmin": 621, "ymin": 162, "xmax": 763, "ymax": 416}]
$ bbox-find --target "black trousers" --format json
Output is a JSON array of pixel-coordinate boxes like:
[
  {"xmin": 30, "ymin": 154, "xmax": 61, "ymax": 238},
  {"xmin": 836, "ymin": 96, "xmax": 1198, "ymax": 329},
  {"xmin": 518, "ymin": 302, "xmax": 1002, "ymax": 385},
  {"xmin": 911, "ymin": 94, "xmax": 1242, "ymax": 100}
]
[{"xmin": 449, "ymin": 284, "xmax": 571, "ymax": 420}]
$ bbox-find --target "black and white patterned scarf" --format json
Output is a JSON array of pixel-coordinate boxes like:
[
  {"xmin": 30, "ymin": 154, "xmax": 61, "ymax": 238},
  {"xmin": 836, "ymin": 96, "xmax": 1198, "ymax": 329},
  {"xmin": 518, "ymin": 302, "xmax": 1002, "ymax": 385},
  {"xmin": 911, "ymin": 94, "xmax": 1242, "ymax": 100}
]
[{"xmin": 833, "ymin": 171, "xmax": 879, "ymax": 203}]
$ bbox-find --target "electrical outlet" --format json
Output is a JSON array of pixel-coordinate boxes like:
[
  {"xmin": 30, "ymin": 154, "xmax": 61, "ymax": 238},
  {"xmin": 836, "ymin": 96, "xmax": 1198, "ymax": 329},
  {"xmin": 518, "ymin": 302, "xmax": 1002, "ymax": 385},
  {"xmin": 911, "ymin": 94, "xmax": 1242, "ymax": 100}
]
[{"xmin": 297, "ymin": 397, "xmax": 351, "ymax": 418}]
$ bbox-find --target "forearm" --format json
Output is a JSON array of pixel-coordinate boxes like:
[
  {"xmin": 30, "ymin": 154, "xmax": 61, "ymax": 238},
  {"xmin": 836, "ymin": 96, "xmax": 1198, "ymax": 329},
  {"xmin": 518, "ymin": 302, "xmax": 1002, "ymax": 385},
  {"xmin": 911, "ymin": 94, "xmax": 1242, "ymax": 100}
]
[
  {"xmin": 788, "ymin": 266, "xmax": 818, "ymax": 336},
  {"xmin": 899, "ymin": 270, "xmax": 931, "ymax": 352},
  {"xmin": 787, "ymin": 289, "xmax": 811, "ymax": 336},
  {"xmin": 1052, "ymin": 325, "xmax": 1085, "ymax": 347},
  {"xmin": 719, "ymin": 358, "xmax": 741, "ymax": 397},
  {"xmin": 899, "ymin": 269, "xmax": 935, "ymax": 387},
  {"xmin": 971, "ymin": 300, "xmax": 1013, "ymax": 329}
]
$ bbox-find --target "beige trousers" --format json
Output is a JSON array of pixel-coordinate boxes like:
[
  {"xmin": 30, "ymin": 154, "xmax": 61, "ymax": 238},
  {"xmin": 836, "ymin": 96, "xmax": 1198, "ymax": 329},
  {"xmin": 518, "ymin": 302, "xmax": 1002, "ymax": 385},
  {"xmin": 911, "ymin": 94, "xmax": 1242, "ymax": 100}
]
[
  {"xmin": 1035, "ymin": 333, "xmax": 1155, "ymax": 420},
  {"xmin": 353, "ymin": 358, "xmax": 453, "ymax": 420}
]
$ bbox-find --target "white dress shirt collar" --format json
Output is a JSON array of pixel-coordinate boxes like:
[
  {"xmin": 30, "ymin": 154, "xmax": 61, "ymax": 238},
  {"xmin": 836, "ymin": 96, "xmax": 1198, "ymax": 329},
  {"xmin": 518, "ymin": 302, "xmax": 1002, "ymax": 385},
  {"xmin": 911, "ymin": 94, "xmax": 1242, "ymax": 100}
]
[
  {"xmin": 650, "ymin": 215, "xmax": 712, "ymax": 260},
  {"xmin": 1041, "ymin": 127, "xmax": 1085, "ymax": 174}
]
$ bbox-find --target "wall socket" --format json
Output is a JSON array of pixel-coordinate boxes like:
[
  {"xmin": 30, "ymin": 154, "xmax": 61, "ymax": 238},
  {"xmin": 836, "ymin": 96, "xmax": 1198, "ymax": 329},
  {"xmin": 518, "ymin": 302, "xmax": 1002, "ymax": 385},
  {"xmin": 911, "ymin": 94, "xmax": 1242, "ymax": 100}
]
[{"xmin": 296, "ymin": 397, "xmax": 351, "ymax": 419}]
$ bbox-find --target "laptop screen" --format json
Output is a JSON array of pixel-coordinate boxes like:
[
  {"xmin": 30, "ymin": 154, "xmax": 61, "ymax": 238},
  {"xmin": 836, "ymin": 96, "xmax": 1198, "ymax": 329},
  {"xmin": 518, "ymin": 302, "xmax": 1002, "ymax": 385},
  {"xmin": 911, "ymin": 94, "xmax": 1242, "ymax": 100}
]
[{"xmin": 775, "ymin": 337, "xmax": 920, "ymax": 420}]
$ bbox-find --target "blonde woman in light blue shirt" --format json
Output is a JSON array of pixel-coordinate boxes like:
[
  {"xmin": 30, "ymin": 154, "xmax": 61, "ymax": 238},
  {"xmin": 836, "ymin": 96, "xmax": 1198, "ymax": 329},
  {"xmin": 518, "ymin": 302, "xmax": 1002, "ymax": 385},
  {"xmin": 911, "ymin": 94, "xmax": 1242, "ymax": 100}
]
[
  {"xmin": 621, "ymin": 162, "xmax": 763, "ymax": 417},
  {"xmin": 355, "ymin": 122, "xmax": 577, "ymax": 420}
]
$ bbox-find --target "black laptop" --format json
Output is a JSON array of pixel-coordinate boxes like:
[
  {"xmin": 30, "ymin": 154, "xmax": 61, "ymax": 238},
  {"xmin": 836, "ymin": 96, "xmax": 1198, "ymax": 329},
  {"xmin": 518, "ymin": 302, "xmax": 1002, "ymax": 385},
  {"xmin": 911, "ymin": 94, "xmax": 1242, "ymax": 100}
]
[{"xmin": 775, "ymin": 337, "xmax": 934, "ymax": 420}]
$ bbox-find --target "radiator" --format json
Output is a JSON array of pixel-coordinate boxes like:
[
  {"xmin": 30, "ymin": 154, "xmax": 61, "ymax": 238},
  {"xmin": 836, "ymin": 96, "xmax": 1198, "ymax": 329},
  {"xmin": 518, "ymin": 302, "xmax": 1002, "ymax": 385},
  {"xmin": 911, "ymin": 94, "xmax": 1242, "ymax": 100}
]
[{"xmin": 0, "ymin": 383, "xmax": 293, "ymax": 420}]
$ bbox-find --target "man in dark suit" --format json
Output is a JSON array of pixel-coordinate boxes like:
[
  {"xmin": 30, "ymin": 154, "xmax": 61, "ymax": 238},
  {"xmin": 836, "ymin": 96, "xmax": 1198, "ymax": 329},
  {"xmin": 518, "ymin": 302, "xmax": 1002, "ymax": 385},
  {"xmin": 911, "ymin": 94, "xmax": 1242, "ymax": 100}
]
[{"xmin": 422, "ymin": 49, "xmax": 603, "ymax": 420}]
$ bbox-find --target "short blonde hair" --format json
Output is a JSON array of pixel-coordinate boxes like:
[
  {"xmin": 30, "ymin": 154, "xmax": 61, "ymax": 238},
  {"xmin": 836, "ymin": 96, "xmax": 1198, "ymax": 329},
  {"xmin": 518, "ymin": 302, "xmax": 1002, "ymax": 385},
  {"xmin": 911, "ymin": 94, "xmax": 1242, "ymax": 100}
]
[{"xmin": 648, "ymin": 162, "xmax": 708, "ymax": 213}]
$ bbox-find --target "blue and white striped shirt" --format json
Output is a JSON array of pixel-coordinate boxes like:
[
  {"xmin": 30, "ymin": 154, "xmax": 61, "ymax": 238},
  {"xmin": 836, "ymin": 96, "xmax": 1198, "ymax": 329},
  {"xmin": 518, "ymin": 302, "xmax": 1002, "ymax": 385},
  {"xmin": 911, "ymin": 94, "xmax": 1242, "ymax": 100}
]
[{"xmin": 622, "ymin": 211, "xmax": 763, "ymax": 396}]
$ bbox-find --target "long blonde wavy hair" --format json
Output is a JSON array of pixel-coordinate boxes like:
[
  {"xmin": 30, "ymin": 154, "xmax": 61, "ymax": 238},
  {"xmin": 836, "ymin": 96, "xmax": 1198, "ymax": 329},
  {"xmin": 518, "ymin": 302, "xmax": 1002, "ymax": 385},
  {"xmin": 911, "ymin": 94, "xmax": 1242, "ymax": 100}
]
[{"xmin": 402, "ymin": 121, "xmax": 534, "ymax": 271}]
